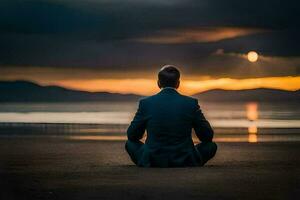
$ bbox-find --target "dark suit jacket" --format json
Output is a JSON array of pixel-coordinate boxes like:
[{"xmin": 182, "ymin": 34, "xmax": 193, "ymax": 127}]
[{"xmin": 127, "ymin": 87, "xmax": 214, "ymax": 167}]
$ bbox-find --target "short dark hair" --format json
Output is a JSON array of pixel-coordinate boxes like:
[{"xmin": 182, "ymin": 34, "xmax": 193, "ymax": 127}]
[{"xmin": 158, "ymin": 65, "xmax": 180, "ymax": 88}]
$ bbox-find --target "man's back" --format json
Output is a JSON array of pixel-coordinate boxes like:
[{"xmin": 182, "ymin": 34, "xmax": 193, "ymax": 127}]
[{"xmin": 126, "ymin": 87, "xmax": 215, "ymax": 167}]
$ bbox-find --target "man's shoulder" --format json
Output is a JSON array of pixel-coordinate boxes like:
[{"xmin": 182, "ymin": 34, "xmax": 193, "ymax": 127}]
[
  {"xmin": 139, "ymin": 93, "xmax": 198, "ymax": 104},
  {"xmin": 137, "ymin": 94, "xmax": 157, "ymax": 104},
  {"xmin": 178, "ymin": 94, "xmax": 198, "ymax": 104}
]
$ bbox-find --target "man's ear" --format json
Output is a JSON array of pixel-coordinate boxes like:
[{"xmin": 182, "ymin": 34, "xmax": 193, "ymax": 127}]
[
  {"xmin": 157, "ymin": 80, "xmax": 162, "ymax": 88},
  {"xmin": 175, "ymin": 80, "xmax": 180, "ymax": 89}
]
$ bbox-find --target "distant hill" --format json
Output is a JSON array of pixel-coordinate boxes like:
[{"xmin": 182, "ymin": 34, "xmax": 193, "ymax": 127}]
[
  {"xmin": 0, "ymin": 81, "xmax": 299, "ymax": 102},
  {"xmin": 0, "ymin": 81, "xmax": 142, "ymax": 102},
  {"xmin": 193, "ymin": 88, "xmax": 300, "ymax": 102}
]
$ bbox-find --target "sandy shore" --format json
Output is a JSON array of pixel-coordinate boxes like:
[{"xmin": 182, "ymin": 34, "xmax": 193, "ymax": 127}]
[{"xmin": 0, "ymin": 137, "xmax": 299, "ymax": 200}]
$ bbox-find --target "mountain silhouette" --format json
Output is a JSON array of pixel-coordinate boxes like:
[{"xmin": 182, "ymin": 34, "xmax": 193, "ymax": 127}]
[
  {"xmin": 0, "ymin": 81, "xmax": 299, "ymax": 102},
  {"xmin": 193, "ymin": 88, "xmax": 299, "ymax": 102},
  {"xmin": 0, "ymin": 81, "xmax": 142, "ymax": 102}
]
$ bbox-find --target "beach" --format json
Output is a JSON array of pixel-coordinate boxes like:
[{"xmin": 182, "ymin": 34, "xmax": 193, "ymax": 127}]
[
  {"xmin": 1, "ymin": 0, "xmax": 299, "ymax": 199},
  {"xmin": 0, "ymin": 136, "xmax": 299, "ymax": 200}
]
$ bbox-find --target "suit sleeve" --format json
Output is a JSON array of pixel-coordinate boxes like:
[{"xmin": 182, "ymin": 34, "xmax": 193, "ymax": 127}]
[
  {"xmin": 192, "ymin": 99, "xmax": 214, "ymax": 142},
  {"xmin": 127, "ymin": 100, "xmax": 147, "ymax": 142}
]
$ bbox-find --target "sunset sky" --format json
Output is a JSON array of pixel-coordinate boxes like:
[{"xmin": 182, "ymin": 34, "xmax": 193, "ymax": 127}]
[{"xmin": 0, "ymin": 0, "xmax": 299, "ymax": 95}]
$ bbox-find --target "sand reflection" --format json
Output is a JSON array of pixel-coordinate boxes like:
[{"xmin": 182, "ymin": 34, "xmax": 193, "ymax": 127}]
[{"xmin": 69, "ymin": 135, "xmax": 126, "ymax": 141}]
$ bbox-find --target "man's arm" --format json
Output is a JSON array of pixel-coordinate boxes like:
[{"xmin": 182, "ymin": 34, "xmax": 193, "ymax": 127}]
[
  {"xmin": 127, "ymin": 100, "xmax": 147, "ymax": 142},
  {"xmin": 192, "ymin": 99, "xmax": 214, "ymax": 142}
]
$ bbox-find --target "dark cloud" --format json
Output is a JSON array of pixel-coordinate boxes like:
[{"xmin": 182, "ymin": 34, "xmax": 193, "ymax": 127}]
[
  {"xmin": 1, "ymin": 0, "xmax": 299, "ymax": 35},
  {"xmin": 0, "ymin": 0, "xmax": 299, "ymax": 78}
]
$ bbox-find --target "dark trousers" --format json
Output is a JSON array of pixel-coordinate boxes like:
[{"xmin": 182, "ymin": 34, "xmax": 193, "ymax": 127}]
[
  {"xmin": 125, "ymin": 140, "xmax": 217, "ymax": 166},
  {"xmin": 194, "ymin": 141, "xmax": 218, "ymax": 165}
]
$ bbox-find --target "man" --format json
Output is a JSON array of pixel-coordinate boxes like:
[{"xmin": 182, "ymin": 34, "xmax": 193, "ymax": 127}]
[{"xmin": 125, "ymin": 65, "xmax": 217, "ymax": 167}]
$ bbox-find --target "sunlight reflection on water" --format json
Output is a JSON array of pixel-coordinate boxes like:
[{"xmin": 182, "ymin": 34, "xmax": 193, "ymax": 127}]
[
  {"xmin": 246, "ymin": 102, "xmax": 258, "ymax": 143},
  {"xmin": 0, "ymin": 101, "xmax": 299, "ymax": 143}
]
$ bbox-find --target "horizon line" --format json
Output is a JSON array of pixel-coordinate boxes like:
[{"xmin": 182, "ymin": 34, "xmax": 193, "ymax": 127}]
[{"xmin": 1, "ymin": 78, "xmax": 299, "ymax": 96}]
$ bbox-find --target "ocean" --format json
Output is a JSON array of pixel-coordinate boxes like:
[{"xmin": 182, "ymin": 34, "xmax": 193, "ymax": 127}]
[{"xmin": 0, "ymin": 101, "xmax": 299, "ymax": 143}]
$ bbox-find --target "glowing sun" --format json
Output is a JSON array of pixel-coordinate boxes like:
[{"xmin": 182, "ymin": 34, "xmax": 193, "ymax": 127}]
[{"xmin": 247, "ymin": 51, "xmax": 259, "ymax": 62}]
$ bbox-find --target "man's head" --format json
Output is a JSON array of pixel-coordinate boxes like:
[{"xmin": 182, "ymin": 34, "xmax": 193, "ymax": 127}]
[{"xmin": 157, "ymin": 65, "xmax": 180, "ymax": 89}]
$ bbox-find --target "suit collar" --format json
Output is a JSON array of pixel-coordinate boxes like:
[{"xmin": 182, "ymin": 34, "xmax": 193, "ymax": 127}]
[
  {"xmin": 159, "ymin": 87, "xmax": 179, "ymax": 94},
  {"xmin": 161, "ymin": 87, "xmax": 177, "ymax": 91}
]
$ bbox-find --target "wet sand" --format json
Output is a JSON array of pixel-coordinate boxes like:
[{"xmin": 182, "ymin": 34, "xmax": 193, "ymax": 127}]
[{"xmin": 0, "ymin": 137, "xmax": 299, "ymax": 200}]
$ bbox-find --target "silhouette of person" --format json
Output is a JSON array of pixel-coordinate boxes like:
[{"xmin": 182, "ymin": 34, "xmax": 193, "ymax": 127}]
[{"xmin": 125, "ymin": 65, "xmax": 217, "ymax": 167}]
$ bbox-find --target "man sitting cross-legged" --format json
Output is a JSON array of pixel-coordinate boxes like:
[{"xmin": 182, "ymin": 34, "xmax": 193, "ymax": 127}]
[{"xmin": 125, "ymin": 65, "xmax": 217, "ymax": 167}]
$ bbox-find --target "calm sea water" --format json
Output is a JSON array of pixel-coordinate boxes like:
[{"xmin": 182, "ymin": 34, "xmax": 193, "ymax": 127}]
[{"xmin": 0, "ymin": 101, "xmax": 299, "ymax": 142}]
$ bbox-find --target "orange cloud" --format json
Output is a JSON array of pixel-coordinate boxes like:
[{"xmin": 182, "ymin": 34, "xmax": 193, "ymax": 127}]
[
  {"xmin": 180, "ymin": 76, "xmax": 300, "ymax": 95},
  {"xmin": 134, "ymin": 27, "xmax": 265, "ymax": 44},
  {"xmin": 48, "ymin": 76, "xmax": 300, "ymax": 96}
]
